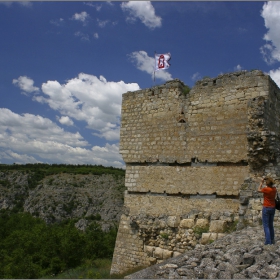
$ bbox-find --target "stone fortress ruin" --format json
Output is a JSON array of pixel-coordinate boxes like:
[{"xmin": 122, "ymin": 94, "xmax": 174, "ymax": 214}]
[{"xmin": 110, "ymin": 70, "xmax": 280, "ymax": 275}]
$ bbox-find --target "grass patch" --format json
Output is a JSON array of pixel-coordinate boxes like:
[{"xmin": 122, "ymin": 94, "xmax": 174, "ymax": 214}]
[
  {"xmin": 224, "ymin": 220, "xmax": 238, "ymax": 233},
  {"xmin": 111, "ymin": 265, "xmax": 147, "ymax": 279},
  {"xmin": 43, "ymin": 259, "xmax": 146, "ymax": 279},
  {"xmin": 160, "ymin": 232, "xmax": 169, "ymax": 239},
  {"xmin": 182, "ymin": 85, "xmax": 191, "ymax": 96},
  {"xmin": 193, "ymin": 225, "xmax": 209, "ymax": 238},
  {"xmin": 42, "ymin": 259, "xmax": 112, "ymax": 279}
]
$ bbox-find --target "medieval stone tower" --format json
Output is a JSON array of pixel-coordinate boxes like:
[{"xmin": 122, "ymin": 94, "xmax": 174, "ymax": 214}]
[{"xmin": 110, "ymin": 70, "xmax": 280, "ymax": 275}]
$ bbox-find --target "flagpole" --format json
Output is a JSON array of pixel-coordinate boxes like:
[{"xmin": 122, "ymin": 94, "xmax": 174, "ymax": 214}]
[{"xmin": 154, "ymin": 51, "xmax": 156, "ymax": 86}]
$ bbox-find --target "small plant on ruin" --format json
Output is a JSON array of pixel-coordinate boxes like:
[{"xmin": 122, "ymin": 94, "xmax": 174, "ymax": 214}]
[
  {"xmin": 224, "ymin": 220, "xmax": 238, "ymax": 233},
  {"xmin": 182, "ymin": 85, "xmax": 191, "ymax": 96},
  {"xmin": 160, "ymin": 232, "xmax": 169, "ymax": 240},
  {"xmin": 193, "ymin": 226, "xmax": 209, "ymax": 238}
]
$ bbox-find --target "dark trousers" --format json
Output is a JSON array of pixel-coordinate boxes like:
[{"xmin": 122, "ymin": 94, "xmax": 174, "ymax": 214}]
[{"xmin": 262, "ymin": 206, "xmax": 275, "ymax": 245}]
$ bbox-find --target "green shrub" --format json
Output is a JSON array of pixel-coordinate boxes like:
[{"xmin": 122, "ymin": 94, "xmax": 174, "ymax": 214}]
[
  {"xmin": 193, "ymin": 225, "xmax": 209, "ymax": 238},
  {"xmin": 182, "ymin": 85, "xmax": 191, "ymax": 96},
  {"xmin": 63, "ymin": 200, "xmax": 75, "ymax": 214},
  {"xmin": 47, "ymin": 178, "xmax": 54, "ymax": 185},
  {"xmin": 0, "ymin": 180, "xmax": 11, "ymax": 187},
  {"xmin": 0, "ymin": 211, "xmax": 118, "ymax": 279},
  {"xmin": 85, "ymin": 214, "xmax": 101, "ymax": 221},
  {"xmin": 160, "ymin": 232, "xmax": 169, "ymax": 239},
  {"xmin": 224, "ymin": 220, "xmax": 238, "ymax": 233}
]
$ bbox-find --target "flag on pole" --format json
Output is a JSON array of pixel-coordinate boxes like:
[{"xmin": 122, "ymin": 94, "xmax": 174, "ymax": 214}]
[{"xmin": 155, "ymin": 53, "xmax": 171, "ymax": 71}]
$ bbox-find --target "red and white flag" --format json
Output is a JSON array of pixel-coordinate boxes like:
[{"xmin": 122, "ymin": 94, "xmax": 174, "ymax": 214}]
[{"xmin": 155, "ymin": 53, "xmax": 171, "ymax": 71}]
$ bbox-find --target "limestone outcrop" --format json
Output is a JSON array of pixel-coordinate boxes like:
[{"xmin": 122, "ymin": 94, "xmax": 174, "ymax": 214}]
[{"xmin": 0, "ymin": 170, "xmax": 125, "ymax": 231}]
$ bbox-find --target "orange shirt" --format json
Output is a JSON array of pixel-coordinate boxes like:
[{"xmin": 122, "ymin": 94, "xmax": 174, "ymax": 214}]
[{"xmin": 260, "ymin": 186, "xmax": 277, "ymax": 207}]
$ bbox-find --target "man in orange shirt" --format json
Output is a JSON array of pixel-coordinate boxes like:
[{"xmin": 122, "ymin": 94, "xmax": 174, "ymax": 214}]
[{"xmin": 258, "ymin": 177, "xmax": 277, "ymax": 245}]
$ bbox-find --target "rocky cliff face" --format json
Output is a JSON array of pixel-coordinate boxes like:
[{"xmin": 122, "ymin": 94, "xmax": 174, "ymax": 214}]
[
  {"xmin": 0, "ymin": 170, "xmax": 125, "ymax": 231},
  {"xmin": 125, "ymin": 225, "xmax": 280, "ymax": 279}
]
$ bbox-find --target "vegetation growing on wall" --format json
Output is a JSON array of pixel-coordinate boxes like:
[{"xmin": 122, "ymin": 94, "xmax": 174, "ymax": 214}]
[
  {"xmin": 193, "ymin": 225, "xmax": 209, "ymax": 239},
  {"xmin": 182, "ymin": 85, "xmax": 191, "ymax": 96}
]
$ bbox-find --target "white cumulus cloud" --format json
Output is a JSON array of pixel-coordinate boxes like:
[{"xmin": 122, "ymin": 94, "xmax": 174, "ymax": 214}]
[
  {"xmin": 13, "ymin": 76, "xmax": 39, "ymax": 94},
  {"xmin": 74, "ymin": 31, "xmax": 90, "ymax": 41},
  {"xmin": 0, "ymin": 2, "xmax": 13, "ymax": 7},
  {"xmin": 121, "ymin": 1, "xmax": 162, "ymax": 29},
  {"xmin": 261, "ymin": 2, "xmax": 280, "ymax": 87},
  {"xmin": 0, "ymin": 2, "xmax": 31, "ymax": 7},
  {"xmin": 261, "ymin": 2, "xmax": 280, "ymax": 62},
  {"xmin": 18, "ymin": 1, "xmax": 32, "ymax": 7},
  {"xmin": 0, "ymin": 108, "xmax": 87, "ymax": 147},
  {"xmin": 50, "ymin": 18, "xmax": 64, "ymax": 26},
  {"xmin": 129, "ymin": 51, "xmax": 172, "ymax": 81},
  {"xmin": 0, "ymin": 108, "xmax": 124, "ymax": 167},
  {"xmin": 268, "ymin": 68, "xmax": 280, "ymax": 87},
  {"xmin": 234, "ymin": 64, "xmax": 242, "ymax": 71},
  {"xmin": 1, "ymin": 150, "xmax": 39, "ymax": 163},
  {"xmin": 71, "ymin": 11, "xmax": 89, "ymax": 25},
  {"xmin": 58, "ymin": 116, "xmax": 74, "ymax": 126},
  {"xmin": 32, "ymin": 73, "xmax": 140, "ymax": 141},
  {"xmin": 260, "ymin": 43, "xmax": 276, "ymax": 65},
  {"xmin": 191, "ymin": 72, "xmax": 201, "ymax": 82},
  {"xmin": 84, "ymin": 2, "xmax": 102, "ymax": 11},
  {"xmin": 97, "ymin": 18, "xmax": 109, "ymax": 28}
]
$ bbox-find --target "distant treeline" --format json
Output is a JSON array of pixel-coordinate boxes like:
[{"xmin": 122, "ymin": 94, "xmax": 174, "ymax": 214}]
[
  {"xmin": 0, "ymin": 163, "xmax": 125, "ymax": 176},
  {"xmin": 0, "ymin": 163, "xmax": 125, "ymax": 190}
]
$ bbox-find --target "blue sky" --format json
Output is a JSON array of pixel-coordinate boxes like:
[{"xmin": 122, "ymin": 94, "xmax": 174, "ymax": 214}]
[{"xmin": 1, "ymin": 1, "xmax": 280, "ymax": 168}]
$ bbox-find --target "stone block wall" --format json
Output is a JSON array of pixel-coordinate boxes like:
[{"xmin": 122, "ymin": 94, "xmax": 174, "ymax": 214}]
[
  {"xmin": 125, "ymin": 164, "xmax": 248, "ymax": 195},
  {"xmin": 120, "ymin": 80, "xmax": 187, "ymax": 163},
  {"xmin": 120, "ymin": 71, "xmax": 270, "ymax": 164},
  {"xmin": 111, "ymin": 70, "xmax": 280, "ymax": 276},
  {"xmin": 110, "ymin": 213, "xmax": 150, "ymax": 275},
  {"xmin": 111, "ymin": 194, "xmax": 239, "ymax": 275},
  {"xmin": 237, "ymin": 72, "xmax": 280, "ymax": 228}
]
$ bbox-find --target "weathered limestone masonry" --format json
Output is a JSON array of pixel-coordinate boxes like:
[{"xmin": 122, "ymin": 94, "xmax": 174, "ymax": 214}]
[{"xmin": 110, "ymin": 70, "xmax": 280, "ymax": 275}]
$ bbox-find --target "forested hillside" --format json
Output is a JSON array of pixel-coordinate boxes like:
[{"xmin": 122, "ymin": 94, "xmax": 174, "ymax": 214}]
[{"xmin": 0, "ymin": 164, "xmax": 126, "ymax": 278}]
